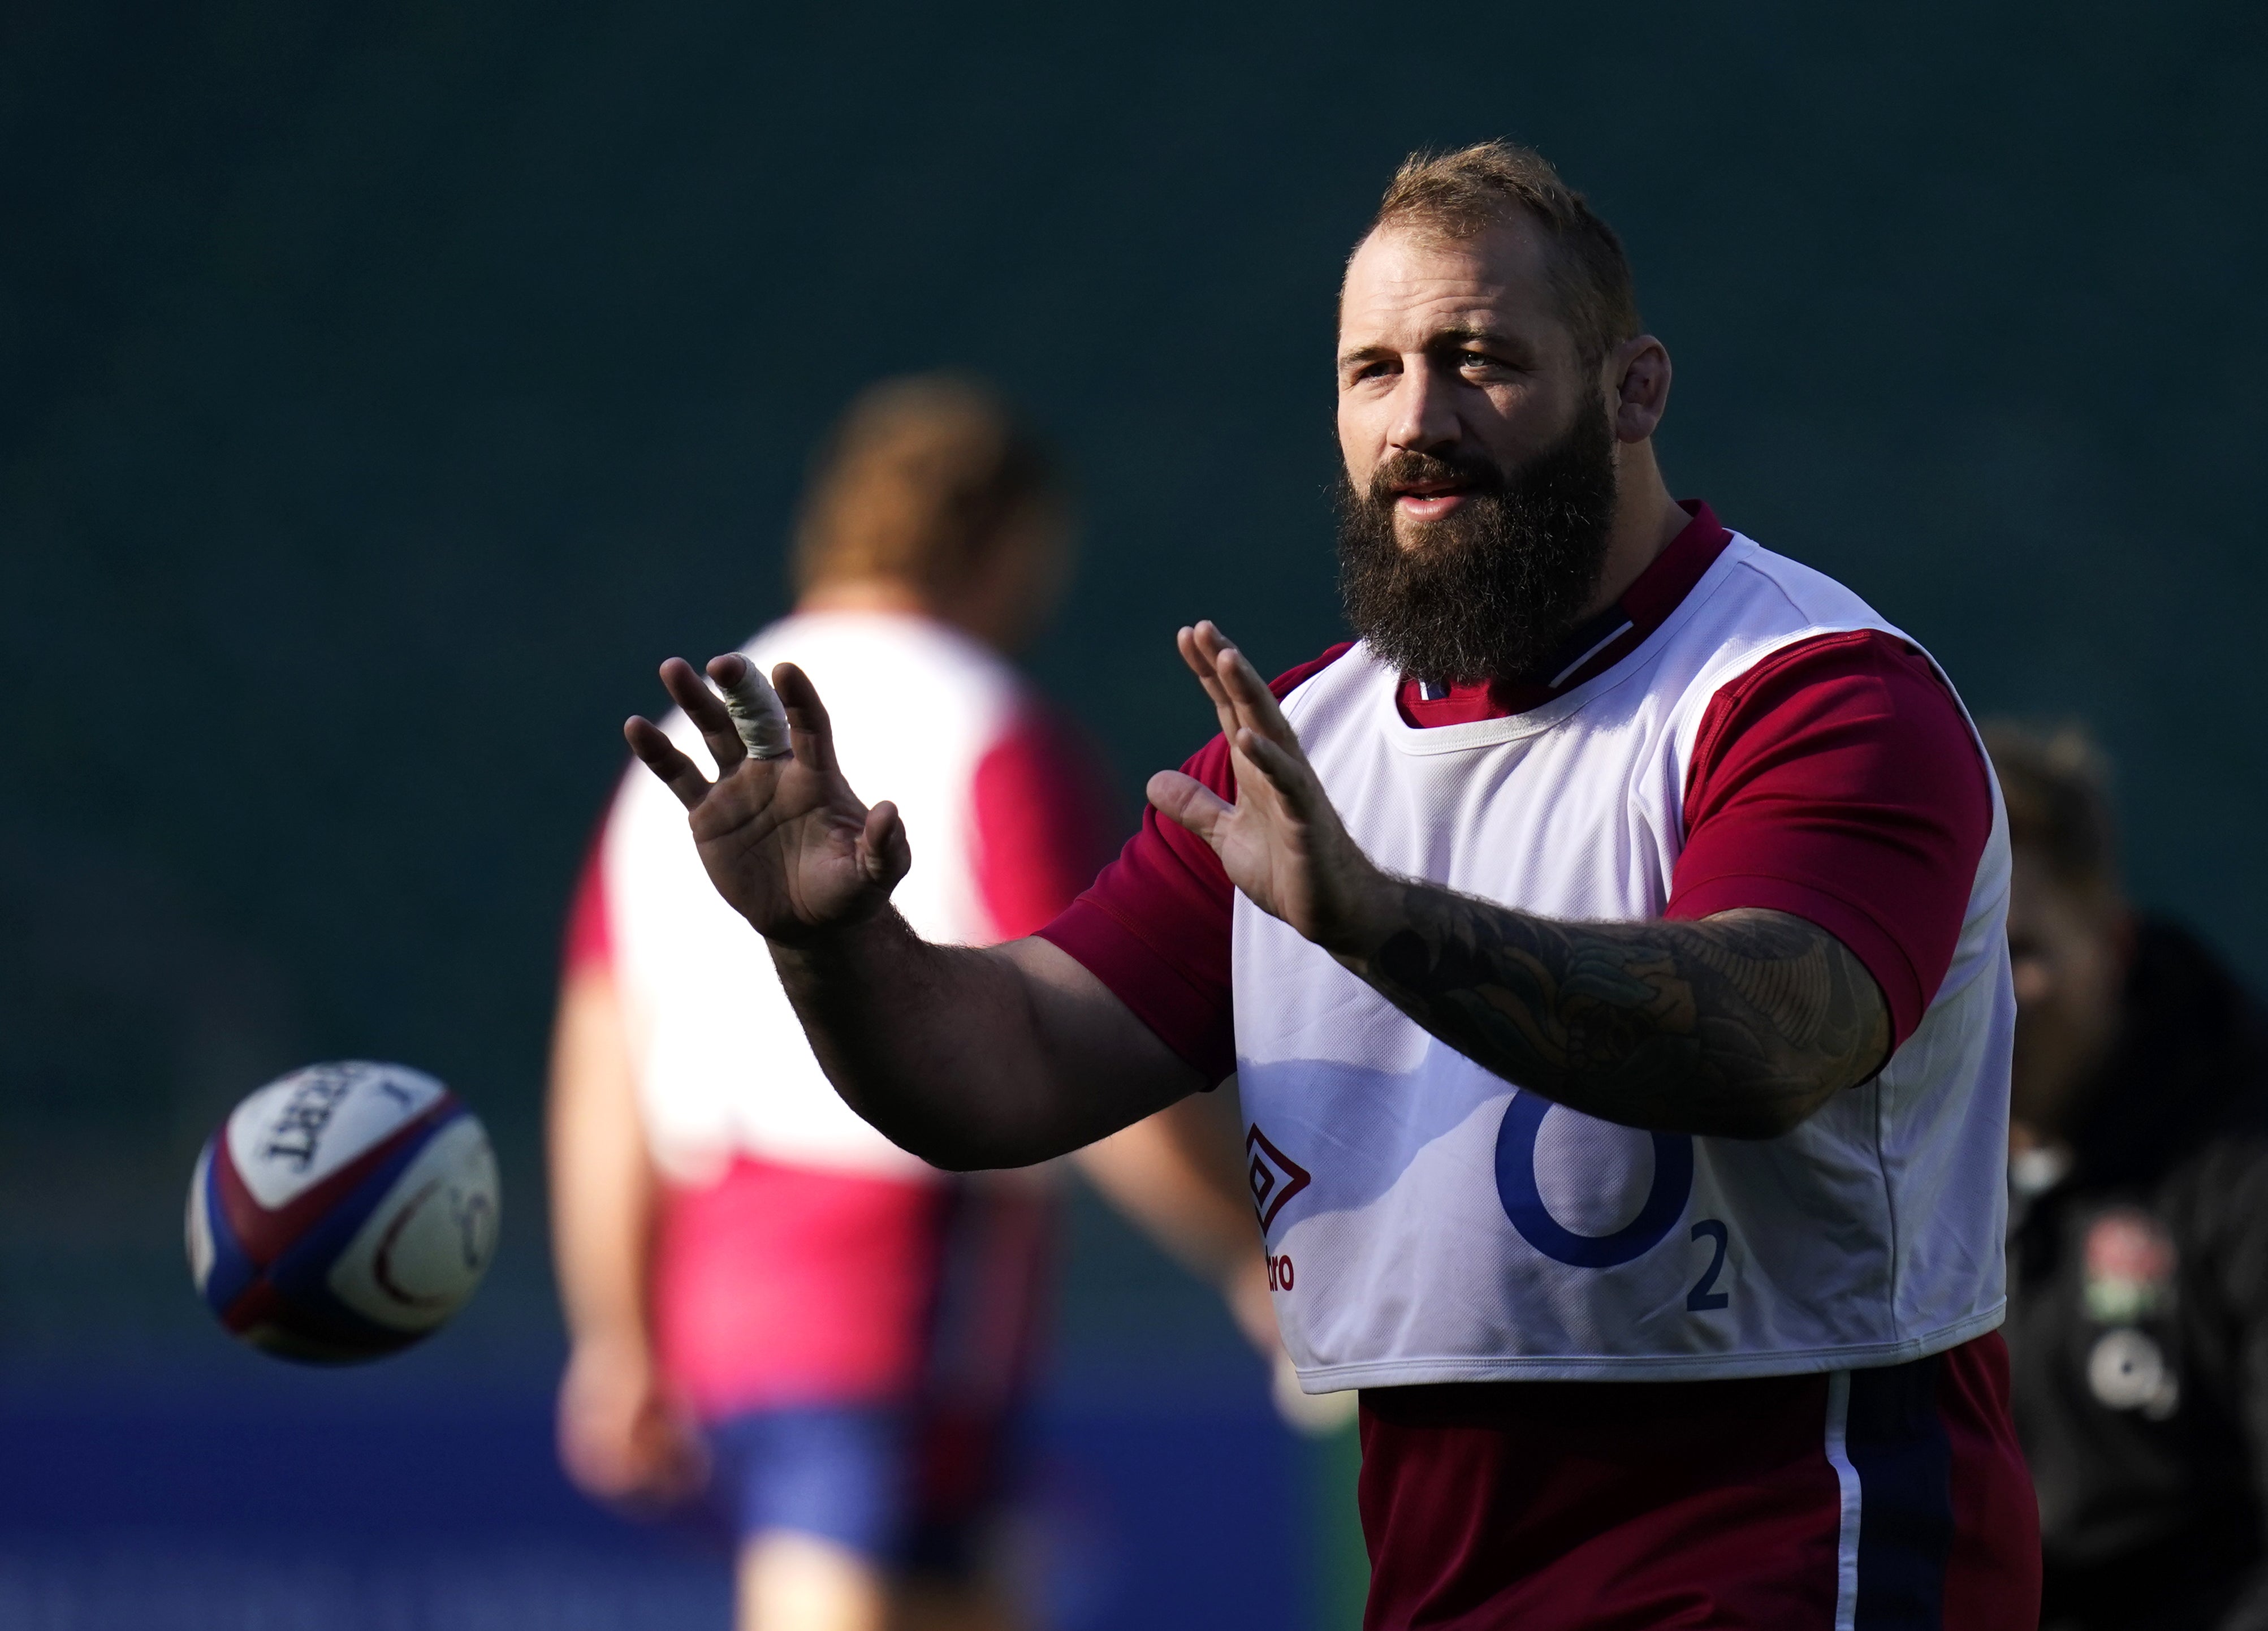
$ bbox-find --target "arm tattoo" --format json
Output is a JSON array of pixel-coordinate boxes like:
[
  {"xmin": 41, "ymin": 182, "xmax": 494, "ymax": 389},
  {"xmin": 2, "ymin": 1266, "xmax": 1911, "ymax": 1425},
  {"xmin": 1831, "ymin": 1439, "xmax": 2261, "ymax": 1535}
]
[{"xmin": 1361, "ymin": 892, "xmax": 1891, "ymax": 1140}]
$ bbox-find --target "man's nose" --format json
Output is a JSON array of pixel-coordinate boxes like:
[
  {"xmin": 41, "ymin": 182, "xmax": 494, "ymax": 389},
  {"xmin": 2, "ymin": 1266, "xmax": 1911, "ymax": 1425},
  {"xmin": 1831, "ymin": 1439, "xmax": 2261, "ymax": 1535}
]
[{"xmin": 1386, "ymin": 359, "xmax": 1461, "ymax": 454}]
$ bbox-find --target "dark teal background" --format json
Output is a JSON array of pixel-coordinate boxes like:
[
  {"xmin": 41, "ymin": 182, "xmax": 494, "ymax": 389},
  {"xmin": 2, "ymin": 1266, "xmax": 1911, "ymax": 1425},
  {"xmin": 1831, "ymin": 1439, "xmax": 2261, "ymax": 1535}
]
[{"xmin": 3, "ymin": 2, "xmax": 2263, "ymax": 1623}]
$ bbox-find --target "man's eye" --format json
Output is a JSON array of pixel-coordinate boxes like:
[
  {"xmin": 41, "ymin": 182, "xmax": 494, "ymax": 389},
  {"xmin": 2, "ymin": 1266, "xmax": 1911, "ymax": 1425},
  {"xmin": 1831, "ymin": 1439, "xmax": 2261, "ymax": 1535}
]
[{"xmin": 1458, "ymin": 352, "xmax": 1496, "ymax": 372}]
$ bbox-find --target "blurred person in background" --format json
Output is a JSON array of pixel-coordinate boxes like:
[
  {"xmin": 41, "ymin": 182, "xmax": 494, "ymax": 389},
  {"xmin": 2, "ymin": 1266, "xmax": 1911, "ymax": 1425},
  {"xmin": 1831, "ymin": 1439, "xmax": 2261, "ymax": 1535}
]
[
  {"xmin": 1991, "ymin": 722, "xmax": 2268, "ymax": 1631},
  {"xmin": 549, "ymin": 376, "xmax": 1277, "ymax": 1631}
]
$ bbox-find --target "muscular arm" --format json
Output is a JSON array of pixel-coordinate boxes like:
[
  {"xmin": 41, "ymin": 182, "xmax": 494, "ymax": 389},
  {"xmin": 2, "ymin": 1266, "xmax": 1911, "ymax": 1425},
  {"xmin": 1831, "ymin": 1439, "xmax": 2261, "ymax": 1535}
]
[
  {"xmin": 1357, "ymin": 894, "xmax": 1889, "ymax": 1139},
  {"xmin": 1147, "ymin": 622, "xmax": 1890, "ymax": 1142},
  {"xmin": 623, "ymin": 630, "xmax": 1885, "ymax": 1171},
  {"xmin": 771, "ymin": 918, "xmax": 1202, "ymax": 1170}
]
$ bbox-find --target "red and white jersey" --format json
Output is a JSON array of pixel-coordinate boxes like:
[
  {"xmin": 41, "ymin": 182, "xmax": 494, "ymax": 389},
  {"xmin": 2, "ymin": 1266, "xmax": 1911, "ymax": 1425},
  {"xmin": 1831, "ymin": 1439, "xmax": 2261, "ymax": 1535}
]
[
  {"xmin": 597, "ymin": 609, "xmax": 1112, "ymax": 1183},
  {"xmin": 1236, "ymin": 530, "xmax": 2012, "ymax": 1387},
  {"xmin": 1042, "ymin": 504, "xmax": 2013, "ymax": 1390},
  {"xmin": 1040, "ymin": 501, "xmax": 2032, "ymax": 1617}
]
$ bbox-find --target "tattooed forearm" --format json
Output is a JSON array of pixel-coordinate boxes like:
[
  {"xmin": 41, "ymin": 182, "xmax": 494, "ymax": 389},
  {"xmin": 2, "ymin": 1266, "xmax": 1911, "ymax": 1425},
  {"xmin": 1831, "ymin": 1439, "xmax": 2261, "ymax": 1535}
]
[{"xmin": 1354, "ymin": 892, "xmax": 1891, "ymax": 1139}]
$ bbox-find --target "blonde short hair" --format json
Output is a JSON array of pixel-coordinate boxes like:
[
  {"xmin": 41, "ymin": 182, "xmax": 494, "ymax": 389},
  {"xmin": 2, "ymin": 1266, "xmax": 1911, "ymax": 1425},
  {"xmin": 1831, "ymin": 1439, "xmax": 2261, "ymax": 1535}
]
[{"xmin": 1366, "ymin": 140, "xmax": 1641, "ymax": 369}]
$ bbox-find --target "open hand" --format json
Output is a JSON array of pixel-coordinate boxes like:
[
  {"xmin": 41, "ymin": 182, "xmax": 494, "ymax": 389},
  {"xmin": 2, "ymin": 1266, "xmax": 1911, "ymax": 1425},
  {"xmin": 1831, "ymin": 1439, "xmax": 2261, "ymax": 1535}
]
[
  {"xmin": 625, "ymin": 655, "xmax": 910, "ymax": 945},
  {"xmin": 1145, "ymin": 622, "xmax": 1393, "ymax": 957}
]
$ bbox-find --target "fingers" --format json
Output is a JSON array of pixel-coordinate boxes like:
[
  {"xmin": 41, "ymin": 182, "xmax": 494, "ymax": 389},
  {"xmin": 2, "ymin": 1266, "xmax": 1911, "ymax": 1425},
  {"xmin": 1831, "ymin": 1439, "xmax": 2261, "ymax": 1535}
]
[
  {"xmin": 1146, "ymin": 768, "xmax": 1235, "ymax": 849},
  {"xmin": 857, "ymin": 801, "xmax": 913, "ymax": 889},
  {"xmin": 1177, "ymin": 622, "xmax": 1300, "ymax": 757},
  {"xmin": 1183, "ymin": 621, "xmax": 1246, "ymax": 698},
  {"xmin": 768, "ymin": 662, "xmax": 841, "ymax": 775},
  {"xmin": 707, "ymin": 654, "xmax": 792, "ymax": 761},
  {"xmin": 1176, "ymin": 622, "xmax": 1237, "ymax": 705},
  {"xmin": 1236, "ymin": 728, "xmax": 1324, "ymax": 820},
  {"xmin": 658, "ymin": 657, "xmax": 749, "ymax": 776},
  {"xmin": 1176, "ymin": 624, "xmax": 1241, "ymax": 741},
  {"xmin": 624, "ymin": 716, "xmax": 714, "ymax": 810},
  {"xmin": 1202, "ymin": 625, "xmax": 1298, "ymax": 749}
]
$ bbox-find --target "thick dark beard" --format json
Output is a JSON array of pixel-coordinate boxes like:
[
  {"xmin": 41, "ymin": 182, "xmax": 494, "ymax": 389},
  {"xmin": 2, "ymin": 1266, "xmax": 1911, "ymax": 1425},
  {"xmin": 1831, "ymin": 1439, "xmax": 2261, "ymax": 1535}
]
[{"xmin": 1335, "ymin": 404, "xmax": 1619, "ymax": 688}]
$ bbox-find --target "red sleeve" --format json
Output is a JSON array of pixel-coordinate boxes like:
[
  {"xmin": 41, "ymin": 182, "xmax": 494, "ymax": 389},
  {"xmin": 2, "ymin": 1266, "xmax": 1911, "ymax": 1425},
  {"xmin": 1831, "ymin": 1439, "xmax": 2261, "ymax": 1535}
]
[
  {"xmin": 1035, "ymin": 644, "xmax": 1354, "ymax": 1084},
  {"xmin": 1666, "ymin": 629, "xmax": 1993, "ymax": 1048},
  {"xmin": 969, "ymin": 704, "xmax": 1124, "ymax": 940},
  {"xmin": 563, "ymin": 829, "xmax": 612, "ymax": 978}
]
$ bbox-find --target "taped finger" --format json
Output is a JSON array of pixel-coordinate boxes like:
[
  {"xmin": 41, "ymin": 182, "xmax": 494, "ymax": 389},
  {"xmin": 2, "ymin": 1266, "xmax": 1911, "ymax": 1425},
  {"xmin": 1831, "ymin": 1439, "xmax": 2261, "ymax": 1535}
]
[
  {"xmin": 713, "ymin": 655, "xmax": 793, "ymax": 761},
  {"xmin": 661, "ymin": 657, "xmax": 749, "ymax": 773}
]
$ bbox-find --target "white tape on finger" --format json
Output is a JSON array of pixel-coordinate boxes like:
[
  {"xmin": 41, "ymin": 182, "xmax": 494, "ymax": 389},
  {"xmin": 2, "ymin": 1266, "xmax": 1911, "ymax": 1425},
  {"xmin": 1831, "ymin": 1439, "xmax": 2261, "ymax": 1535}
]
[{"xmin": 718, "ymin": 662, "xmax": 794, "ymax": 761}]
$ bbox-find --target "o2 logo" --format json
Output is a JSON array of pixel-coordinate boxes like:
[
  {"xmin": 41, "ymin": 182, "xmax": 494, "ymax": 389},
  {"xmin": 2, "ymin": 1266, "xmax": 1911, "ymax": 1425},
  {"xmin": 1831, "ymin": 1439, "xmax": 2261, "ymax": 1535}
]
[
  {"xmin": 1494, "ymin": 1091, "xmax": 1690, "ymax": 1267},
  {"xmin": 1495, "ymin": 1092, "xmax": 1733, "ymax": 1311}
]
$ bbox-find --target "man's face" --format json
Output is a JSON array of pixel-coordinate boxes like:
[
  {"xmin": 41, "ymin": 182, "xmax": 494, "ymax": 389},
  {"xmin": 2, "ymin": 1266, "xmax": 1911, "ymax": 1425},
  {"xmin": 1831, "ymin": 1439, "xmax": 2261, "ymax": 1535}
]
[
  {"xmin": 2006, "ymin": 848, "xmax": 2129, "ymax": 1138},
  {"xmin": 1333, "ymin": 220, "xmax": 1619, "ymax": 683},
  {"xmin": 1337, "ymin": 219, "xmax": 1595, "ymax": 513}
]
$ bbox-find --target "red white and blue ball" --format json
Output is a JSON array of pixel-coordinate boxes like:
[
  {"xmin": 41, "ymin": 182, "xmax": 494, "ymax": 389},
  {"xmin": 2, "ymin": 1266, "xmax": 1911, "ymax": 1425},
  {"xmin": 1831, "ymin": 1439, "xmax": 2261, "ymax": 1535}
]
[{"xmin": 186, "ymin": 1061, "xmax": 501, "ymax": 1362}]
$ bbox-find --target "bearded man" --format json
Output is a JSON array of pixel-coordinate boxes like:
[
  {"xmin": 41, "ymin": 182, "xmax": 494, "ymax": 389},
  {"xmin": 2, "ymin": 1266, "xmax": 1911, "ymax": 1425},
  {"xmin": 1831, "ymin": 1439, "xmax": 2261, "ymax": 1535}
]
[{"xmin": 623, "ymin": 143, "xmax": 2041, "ymax": 1627}]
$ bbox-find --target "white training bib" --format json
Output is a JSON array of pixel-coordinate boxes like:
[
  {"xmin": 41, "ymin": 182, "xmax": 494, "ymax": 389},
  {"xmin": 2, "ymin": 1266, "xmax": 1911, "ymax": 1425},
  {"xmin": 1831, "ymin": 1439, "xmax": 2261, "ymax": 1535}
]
[{"xmin": 1235, "ymin": 534, "xmax": 2015, "ymax": 1389}]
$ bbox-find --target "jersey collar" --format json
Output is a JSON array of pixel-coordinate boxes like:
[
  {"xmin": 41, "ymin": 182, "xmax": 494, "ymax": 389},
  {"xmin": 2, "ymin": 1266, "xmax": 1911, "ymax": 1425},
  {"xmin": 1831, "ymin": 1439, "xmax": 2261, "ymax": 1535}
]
[{"xmin": 1398, "ymin": 500, "xmax": 1734, "ymax": 727}]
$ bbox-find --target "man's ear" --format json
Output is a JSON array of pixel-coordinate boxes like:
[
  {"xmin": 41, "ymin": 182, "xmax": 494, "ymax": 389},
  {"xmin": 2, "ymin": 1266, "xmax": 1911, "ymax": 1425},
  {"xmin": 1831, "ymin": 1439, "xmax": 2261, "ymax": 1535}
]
[{"xmin": 1609, "ymin": 335, "xmax": 1672, "ymax": 445}]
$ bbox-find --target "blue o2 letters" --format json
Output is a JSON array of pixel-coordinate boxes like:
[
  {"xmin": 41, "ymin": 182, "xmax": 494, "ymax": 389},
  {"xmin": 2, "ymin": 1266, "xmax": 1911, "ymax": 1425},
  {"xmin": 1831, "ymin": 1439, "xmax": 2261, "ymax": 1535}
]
[
  {"xmin": 1686, "ymin": 1220, "xmax": 1731, "ymax": 1310},
  {"xmin": 1493, "ymin": 1091, "xmax": 1695, "ymax": 1269}
]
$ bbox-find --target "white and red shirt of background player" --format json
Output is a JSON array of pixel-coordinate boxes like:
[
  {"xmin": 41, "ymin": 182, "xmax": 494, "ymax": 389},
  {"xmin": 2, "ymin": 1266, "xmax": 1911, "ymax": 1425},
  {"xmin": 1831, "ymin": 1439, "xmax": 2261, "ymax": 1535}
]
[
  {"xmin": 1037, "ymin": 504, "xmax": 2038, "ymax": 1628},
  {"xmin": 565, "ymin": 611, "xmax": 1114, "ymax": 1426}
]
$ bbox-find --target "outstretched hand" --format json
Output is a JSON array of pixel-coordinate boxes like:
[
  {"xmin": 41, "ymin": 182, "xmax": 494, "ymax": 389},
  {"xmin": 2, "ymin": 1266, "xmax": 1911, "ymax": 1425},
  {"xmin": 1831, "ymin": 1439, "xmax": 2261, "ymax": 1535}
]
[
  {"xmin": 625, "ymin": 655, "xmax": 910, "ymax": 945},
  {"xmin": 1146, "ymin": 622, "xmax": 1392, "ymax": 958}
]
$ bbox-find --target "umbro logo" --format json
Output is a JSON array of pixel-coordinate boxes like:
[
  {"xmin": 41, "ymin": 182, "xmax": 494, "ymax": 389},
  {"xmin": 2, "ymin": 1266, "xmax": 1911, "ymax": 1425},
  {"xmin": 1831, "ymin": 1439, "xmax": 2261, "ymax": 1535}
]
[{"xmin": 1245, "ymin": 1124, "xmax": 1311, "ymax": 1231}]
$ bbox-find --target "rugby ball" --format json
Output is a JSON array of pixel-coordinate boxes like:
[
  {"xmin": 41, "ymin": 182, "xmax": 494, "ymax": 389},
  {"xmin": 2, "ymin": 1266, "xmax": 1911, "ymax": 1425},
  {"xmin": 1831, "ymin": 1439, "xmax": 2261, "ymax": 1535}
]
[{"xmin": 186, "ymin": 1061, "xmax": 501, "ymax": 1362}]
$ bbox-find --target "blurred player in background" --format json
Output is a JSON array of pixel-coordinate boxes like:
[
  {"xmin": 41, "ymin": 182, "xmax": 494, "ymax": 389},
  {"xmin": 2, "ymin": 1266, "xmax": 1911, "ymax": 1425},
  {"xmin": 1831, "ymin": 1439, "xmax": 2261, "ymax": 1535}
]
[
  {"xmin": 549, "ymin": 376, "xmax": 1275, "ymax": 1631},
  {"xmin": 1991, "ymin": 723, "xmax": 2268, "ymax": 1631}
]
